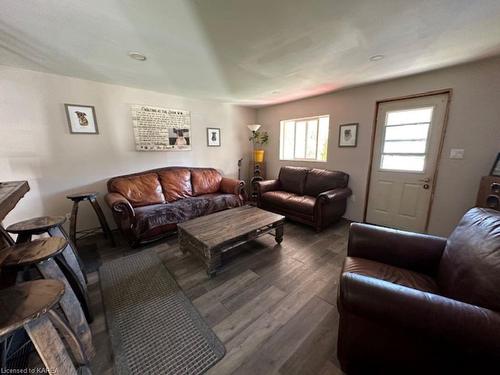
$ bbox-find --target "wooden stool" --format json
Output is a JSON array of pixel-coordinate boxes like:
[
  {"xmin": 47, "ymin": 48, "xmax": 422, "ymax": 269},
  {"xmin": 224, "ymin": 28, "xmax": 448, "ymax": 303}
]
[
  {"xmin": 0, "ymin": 280, "xmax": 91, "ymax": 374},
  {"xmin": 67, "ymin": 192, "xmax": 115, "ymax": 248},
  {"xmin": 3, "ymin": 238, "xmax": 94, "ymax": 355},
  {"xmin": 6, "ymin": 216, "xmax": 88, "ymax": 285}
]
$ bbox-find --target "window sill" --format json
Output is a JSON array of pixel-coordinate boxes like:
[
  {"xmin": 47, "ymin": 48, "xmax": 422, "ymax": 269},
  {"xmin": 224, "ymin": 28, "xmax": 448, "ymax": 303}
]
[{"xmin": 279, "ymin": 158, "xmax": 327, "ymax": 163}]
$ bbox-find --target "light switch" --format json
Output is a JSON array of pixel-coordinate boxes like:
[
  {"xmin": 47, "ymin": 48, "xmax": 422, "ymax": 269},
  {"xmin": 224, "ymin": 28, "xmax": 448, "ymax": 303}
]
[{"xmin": 450, "ymin": 148, "xmax": 465, "ymax": 159}]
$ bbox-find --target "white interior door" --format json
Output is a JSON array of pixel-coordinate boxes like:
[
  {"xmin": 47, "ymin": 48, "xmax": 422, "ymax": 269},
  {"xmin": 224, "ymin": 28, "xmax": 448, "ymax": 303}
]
[{"xmin": 366, "ymin": 94, "xmax": 449, "ymax": 232}]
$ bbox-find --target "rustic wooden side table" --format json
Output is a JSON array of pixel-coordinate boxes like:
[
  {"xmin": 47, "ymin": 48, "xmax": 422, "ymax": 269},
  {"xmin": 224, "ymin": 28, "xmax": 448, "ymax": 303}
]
[{"xmin": 66, "ymin": 192, "xmax": 115, "ymax": 247}]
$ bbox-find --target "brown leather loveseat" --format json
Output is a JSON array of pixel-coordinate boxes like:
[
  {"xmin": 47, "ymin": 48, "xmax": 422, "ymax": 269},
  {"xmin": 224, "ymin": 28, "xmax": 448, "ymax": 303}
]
[
  {"xmin": 337, "ymin": 207, "xmax": 500, "ymax": 373},
  {"xmin": 105, "ymin": 167, "xmax": 245, "ymax": 246},
  {"xmin": 256, "ymin": 166, "xmax": 351, "ymax": 231}
]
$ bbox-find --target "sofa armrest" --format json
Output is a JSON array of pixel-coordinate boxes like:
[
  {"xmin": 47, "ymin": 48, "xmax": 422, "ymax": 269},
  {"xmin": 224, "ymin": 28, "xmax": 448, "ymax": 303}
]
[
  {"xmin": 339, "ymin": 273, "xmax": 500, "ymax": 357},
  {"xmin": 317, "ymin": 187, "xmax": 352, "ymax": 203},
  {"xmin": 220, "ymin": 177, "xmax": 245, "ymax": 196},
  {"xmin": 255, "ymin": 179, "xmax": 280, "ymax": 195},
  {"xmin": 104, "ymin": 192, "xmax": 135, "ymax": 220},
  {"xmin": 348, "ymin": 223, "xmax": 446, "ymax": 276}
]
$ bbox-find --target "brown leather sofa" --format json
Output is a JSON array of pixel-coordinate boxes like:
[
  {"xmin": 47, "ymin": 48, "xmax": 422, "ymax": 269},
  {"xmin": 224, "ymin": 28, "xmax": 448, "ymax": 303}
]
[
  {"xmin": 337, "ymin": 207, "xmax": 500, "ymax": 374},
  {"xmin": 105, "ymin": 167, "xmax": 245, "ymax": 246},
  {"xmin": 256, "ymin": 166, "xmax": 351, "ymax": 231}
]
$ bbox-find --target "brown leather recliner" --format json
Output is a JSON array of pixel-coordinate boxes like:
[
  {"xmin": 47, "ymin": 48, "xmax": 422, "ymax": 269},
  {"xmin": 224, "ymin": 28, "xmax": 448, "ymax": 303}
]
[
  {"xmin": 256, "ymin": 166, "xmax": 351, "ymax": 231},
  {"xmin": 337, "ymin": 207, "xmax": 500, "ymax": 374},
  {"xmin": 105, "ymin": 167, "xmax": 245, "ymax": 246}
]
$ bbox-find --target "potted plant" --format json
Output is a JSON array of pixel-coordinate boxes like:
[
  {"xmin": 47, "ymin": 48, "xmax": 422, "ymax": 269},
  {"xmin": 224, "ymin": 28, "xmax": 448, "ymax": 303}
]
[{"xmin": 249, "ymin": 130, "xmax": 269, "ymax": 162}]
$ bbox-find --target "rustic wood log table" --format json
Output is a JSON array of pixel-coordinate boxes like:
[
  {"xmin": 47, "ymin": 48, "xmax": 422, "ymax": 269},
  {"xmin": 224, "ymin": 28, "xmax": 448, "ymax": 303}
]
[
  {"xmin": 178, "ymin": 205, "xmax": 285, "ymax": 277},
  {"xmin": 0, "ymin": 279, "xmax": 91, "ymax": 374},
  {"xmin": 2, "ymin": 238, "xmax": 95, "ymax": 360}
]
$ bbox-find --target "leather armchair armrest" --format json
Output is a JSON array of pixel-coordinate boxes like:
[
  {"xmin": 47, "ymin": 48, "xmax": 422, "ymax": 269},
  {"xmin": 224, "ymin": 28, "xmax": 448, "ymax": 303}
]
[
  {"xmin": 255, "ymin": 179, "xmax": 280, "ymax": 195},
  {"xmin": 220, "ymin": 177, "xmax": 245, "ymax": 195},
  {"xmin": 104, "ymin": 192, "xmax": 135, "ymax": 220},
  {"xmin": 317, "ymin": 187, "xmax": 352, "ymax": 203},
  {"xmin": 348, "ymin": 223, "xmax": 446, "ymax": 276},
  {"xmin": 339, "ymin": 273, "xmax": 500, "ymax": 357}
]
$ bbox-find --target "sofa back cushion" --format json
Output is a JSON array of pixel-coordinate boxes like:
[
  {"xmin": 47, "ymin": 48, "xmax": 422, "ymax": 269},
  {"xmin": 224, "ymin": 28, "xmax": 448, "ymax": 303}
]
[
  {"xmin": 110, "ymin": 173, "xmax": 165, "ymax": 207},
  {"xmin": 437, "ymin": 208, "xmax": 500, "ymax": 311},
  {"xmin": 278, "ymin": 166, "xmax": 309, "ymax": 195},
  {"xmin": 304, "ymin": 169, "xmax": 349, "ymax": 196},
  {"xmin": 191, "ymin": 168, "xmax": 222, "ymax": 196},
  {"xmin": 158, "ymin": 168, "xmax": 192, "ymax": 202}
]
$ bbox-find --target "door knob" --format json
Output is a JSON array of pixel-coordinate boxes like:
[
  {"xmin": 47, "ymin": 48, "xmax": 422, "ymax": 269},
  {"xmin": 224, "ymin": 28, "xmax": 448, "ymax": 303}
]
[{"xmin": 423, "ymin": 184, "xmax": 430, "ymax": 189}]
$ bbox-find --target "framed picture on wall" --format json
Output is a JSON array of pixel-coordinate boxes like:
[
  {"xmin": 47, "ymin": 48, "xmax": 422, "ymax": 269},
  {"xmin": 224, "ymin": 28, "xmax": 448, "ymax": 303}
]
[
  {"xmin": 490, "ymin": 153, "xmax": 500, "ymax": 176},
  {"xmin": 207, "ymin": 127, "xmax": 221, "ymax": 147},
  {"xmin": 339, "ymin": 123, "xmax": 358, "ymax": 147},
  {"xmin": 65, "ymin": 104, "xmax": 99, "ymax": 134}
]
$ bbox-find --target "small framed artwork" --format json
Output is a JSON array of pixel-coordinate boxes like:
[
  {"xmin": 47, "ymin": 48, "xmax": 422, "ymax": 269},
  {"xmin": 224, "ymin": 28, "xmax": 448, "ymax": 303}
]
[
  {"xmin": 339, "ymin": 123, "xmax": 358, "ymax": 147},
  {"xmin": 490, "ymin": 153, "xmax": 500, "ymax": 176},
  {"xmin": 65, "ymin": 104, "xmax": 99, "ymax": 134},
  {"xmin": 207, "ymin": 127, "xmax": 221, "ymax": 147}
]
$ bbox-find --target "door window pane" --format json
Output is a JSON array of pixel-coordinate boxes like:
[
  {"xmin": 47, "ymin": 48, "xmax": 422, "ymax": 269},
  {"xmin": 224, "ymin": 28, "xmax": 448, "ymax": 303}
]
[
  {"xmin": 384, "ymin": 124, "xmax": 429, "ymax": 140},
  {"xmin": 386, "ymin": 107, "xmax": 433, "ymax": 125},
  {"xmin": 383, "ymin": 140, "xmax": 427, "ymax": 154},
  {"xmin": 381, "ymin": 155, "xmax": 425, "ymax": 171}
]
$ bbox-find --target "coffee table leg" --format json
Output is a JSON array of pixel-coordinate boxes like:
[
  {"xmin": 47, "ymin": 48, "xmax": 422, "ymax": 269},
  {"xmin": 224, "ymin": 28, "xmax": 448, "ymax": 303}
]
[
  {"xmin": 275, "ymin": 223, "xmax": 284, "ymax": 244},
  {"xmin": 207, "ymin": 254, "xmax": 221, "ymax": 278},
  {"xmin": 178, "ymin": 231, "xmax": 188, "ymax": 254}
]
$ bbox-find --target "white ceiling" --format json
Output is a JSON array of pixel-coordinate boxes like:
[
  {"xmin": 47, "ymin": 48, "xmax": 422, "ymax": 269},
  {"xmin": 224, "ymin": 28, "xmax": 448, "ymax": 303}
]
[{"xmin": 2, "ymin": 0, "xmax": 500, "ymax": 107}]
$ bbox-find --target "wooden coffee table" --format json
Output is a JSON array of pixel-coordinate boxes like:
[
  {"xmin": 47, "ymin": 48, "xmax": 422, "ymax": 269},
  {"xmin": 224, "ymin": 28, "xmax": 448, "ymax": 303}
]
[{"xmin": 178, "ymin": 205, "xmax": 285, "ymax": 277}]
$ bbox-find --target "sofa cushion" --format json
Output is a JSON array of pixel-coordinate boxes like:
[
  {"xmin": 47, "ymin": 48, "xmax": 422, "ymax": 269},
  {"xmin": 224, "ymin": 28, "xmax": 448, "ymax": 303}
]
[
  {"xmin": 109, "ymin": 173, "xmax": 165, "ymax": 207},
  {"xmin": 278, "ymin": 166, "xmax": 309, "ymax": 195},
  {"xmin": 261, "ymin": 191, "xmax": 316, "ymax": 216},
  {"xmin": 304, "ymin": 169, "xmax": 349, "ymax": 196},
  {"xmin": 133, "ymin": 194, "xmax": 241, "ymax": 237},
  {"xmin": 158, "ymin": 168, "xmax": 192, "ymax": 202},
  {"xmin": 437, "ymin": 208, "xmax": 500, "ymax": 311},
  {"xmin": 191, "ymin": 169, "xmax": 222, "ymax": 196},
  {"xmin": 343, "ymin": 256, "xmax": 439, "ymax": 294}
]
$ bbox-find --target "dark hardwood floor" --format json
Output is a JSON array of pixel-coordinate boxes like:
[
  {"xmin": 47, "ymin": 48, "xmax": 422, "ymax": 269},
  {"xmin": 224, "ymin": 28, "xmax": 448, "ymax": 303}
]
[{"xmin": 85, "ymin": 218, "xmax": 350, "ymax": 374}]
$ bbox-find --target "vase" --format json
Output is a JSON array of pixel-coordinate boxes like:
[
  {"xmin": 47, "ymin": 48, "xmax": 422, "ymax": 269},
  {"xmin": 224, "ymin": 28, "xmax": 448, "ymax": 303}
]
[{"xmin": 254, "ymin": 149, "xmax": 265, "ymax": 162}]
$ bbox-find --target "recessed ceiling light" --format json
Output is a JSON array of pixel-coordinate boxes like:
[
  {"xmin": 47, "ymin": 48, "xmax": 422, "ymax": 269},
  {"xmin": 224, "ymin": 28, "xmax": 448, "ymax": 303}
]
[
  {"xmin": 128, "ymin": 52, "xmax": 147, "ymax": 61},
  {"xmin": 369, "ymin": 54, "xmax": 384, "ymax": 62}
]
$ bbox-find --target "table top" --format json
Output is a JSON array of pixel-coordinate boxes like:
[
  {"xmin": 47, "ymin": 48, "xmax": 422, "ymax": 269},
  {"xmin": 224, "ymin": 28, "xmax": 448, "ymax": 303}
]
[
  {"xmin": 66, "ymin": 192, "xmax": 98, "ymax": 200},
  {"xmin": 3, "ymin": 238, "xmax": 67, "ymax": 267},
  {"xmin": 6, "ymin": 215, "xmax": 66, "ymax": 234},
  {"xmin": 177, "ymin": 205, "xmax": 284, "ymax": 248},
  {"xmin": 0, "ymin": 181, "xmax": 29, "ymax": 222},
  {"xmin": 0, "ymin": 279, "xmax": 64, "ymax": 337}
]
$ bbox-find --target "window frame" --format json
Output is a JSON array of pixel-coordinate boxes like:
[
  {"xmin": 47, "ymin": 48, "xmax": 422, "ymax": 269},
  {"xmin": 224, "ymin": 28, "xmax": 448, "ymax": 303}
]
[{"xmin": 279, "ymin": 115, "xmax": 329, "ymax": 163}]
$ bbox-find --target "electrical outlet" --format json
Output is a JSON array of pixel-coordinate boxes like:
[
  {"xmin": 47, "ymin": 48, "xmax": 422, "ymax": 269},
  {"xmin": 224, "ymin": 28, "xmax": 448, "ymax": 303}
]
[
  {"xmin": 350, "ymin": 194, "xmax": 356, "ymax": 202},
  {"xmin": 450, "ymin": 148, "xmax": 465, "ymax": 159},
  {"xmin": 65, "ymin": 212, "xmax": 71, "ymax": 220}
]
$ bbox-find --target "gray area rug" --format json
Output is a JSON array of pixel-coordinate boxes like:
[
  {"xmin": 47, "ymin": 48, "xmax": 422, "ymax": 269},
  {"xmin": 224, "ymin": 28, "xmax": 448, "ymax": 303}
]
[{"xmin": 99, "ymin": 250, "xmax": 225, "ymax": 374}]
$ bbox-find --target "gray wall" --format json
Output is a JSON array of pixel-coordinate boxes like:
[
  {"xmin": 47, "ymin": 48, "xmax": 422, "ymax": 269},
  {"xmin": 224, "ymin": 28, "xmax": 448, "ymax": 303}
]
[
  {"xmin": 0, "ymin": 65, "xmax": 256, "ymax": 230},
  {"xmin": 256, "ymin": 57, "xmax": 500, "ymax": 236}
]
